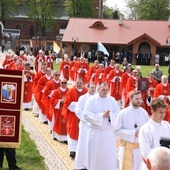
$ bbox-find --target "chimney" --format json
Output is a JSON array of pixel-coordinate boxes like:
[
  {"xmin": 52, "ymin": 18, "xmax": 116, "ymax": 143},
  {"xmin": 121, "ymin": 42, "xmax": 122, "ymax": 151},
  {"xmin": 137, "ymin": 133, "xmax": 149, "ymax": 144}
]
[
  {"xmin": 119, "ymin": 15, "xmax": 123, "ymax": 26},
  {"xmin": 168, "ymin": 16, "xmax": 170, "ymax": 27}
]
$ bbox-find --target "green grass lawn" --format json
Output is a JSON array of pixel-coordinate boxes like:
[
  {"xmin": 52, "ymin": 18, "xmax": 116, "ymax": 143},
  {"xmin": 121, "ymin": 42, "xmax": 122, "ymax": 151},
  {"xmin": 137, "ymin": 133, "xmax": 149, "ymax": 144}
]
[
  {"xmin": 53, "ymin": 62, "xmax": 169, "ymax": 78},
  {"xmin": 3, "ymin": 127, "xmax": 46, "ymax": 170}
]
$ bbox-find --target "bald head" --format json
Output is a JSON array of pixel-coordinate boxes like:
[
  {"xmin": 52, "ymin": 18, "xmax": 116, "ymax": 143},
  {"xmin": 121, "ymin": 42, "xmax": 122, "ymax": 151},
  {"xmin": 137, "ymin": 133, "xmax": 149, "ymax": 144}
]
[{"xmin": 146, "ymin": 147, "xmax": 170, "ymax": 170}]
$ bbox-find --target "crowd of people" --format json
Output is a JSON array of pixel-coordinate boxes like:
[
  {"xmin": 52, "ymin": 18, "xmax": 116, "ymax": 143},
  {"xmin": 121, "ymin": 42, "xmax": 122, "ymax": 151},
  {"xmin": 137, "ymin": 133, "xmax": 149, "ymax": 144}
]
[{"xmin": 1, "ymin": 48, "xmax": 170, "ymax": 170}]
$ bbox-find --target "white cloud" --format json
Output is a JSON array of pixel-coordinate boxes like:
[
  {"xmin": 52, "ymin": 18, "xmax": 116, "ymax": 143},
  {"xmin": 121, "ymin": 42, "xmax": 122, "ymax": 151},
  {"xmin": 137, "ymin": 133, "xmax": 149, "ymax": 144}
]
[{"xmin": 105, "ymin": 0, "xmax": 127, "ymax": 9}]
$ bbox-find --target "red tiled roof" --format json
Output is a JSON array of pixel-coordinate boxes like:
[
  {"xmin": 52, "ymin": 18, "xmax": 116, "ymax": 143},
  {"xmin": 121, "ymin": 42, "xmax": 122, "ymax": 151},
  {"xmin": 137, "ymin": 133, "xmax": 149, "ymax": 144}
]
[{"xmin": 62, "ymin": 18, "xmax": 170, "ymax": 46}]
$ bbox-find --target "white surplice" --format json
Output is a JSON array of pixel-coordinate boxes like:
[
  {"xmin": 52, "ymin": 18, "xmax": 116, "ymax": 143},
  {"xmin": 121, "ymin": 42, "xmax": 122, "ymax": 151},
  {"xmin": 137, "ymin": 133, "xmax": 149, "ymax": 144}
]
[
  {"xmin": 74, "ymin": 93, "xmax": 93, "ymax": 170},
  {"xmin": 84, "ymin": 94, "xmax": 120, "ymax": 170},
  {"xmin": 139, "ymin": 119, "xmax": 170, "ymax": 170},
  {"xmin": 114, "ymin": 105, "xmax": 149, "ymax": 170}
]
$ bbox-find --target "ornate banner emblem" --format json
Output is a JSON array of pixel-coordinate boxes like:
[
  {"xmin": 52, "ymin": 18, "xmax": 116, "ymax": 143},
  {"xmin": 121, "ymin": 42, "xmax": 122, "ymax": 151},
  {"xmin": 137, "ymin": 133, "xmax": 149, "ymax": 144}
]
[{"xmin": 0, "ymin": 69, "xmax": 24, "ymax": 148}]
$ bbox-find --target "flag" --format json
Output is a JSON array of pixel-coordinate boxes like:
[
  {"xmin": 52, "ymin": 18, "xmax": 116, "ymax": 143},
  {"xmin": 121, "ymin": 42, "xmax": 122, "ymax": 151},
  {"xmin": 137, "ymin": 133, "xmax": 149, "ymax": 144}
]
[
  {"xmin": 53, "ymin": 41, "xmax": 60, "ymax": 54},
  {"xmin": 98, "ymin": 41, "xmax": 109, "ymax": 56},
  {"xmin": 30, "ymin": 39, "xmax": 33, "ymax": 48}
]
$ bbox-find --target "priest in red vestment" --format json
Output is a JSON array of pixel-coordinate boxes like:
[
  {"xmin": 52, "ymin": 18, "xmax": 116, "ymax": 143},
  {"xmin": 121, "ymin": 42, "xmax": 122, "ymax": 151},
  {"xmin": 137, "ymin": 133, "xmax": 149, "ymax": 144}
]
[
  {"xmin": 103, "ymin": 59, "xmax": 115, "ymax": 85},
  {"xmin": 60, "ymin": 54, "xmax": 70, "ymax": 80},
  {"xmin": 85, "ymin": 60, "xmax": 99, "ymax": 82},
  {"xmin": 23, "ymin": 62, "xmax": 35, "ymax": 110},
  {"xmin": 153, "ymin": 75, "xmax": 170, "ymax": 122},
  {"xmin": 35, "ymin": 68, "xmax": 53, "ymax": 122},
  {"xmin": 125, "ymin": 69, "xmax": 139, "ymax": 107},
  {"xmin": 41, "ymin": 70, "xmax": 61, "ymax": 130},
  {"xmin": 46, "ymin": 52, "xmax": 55, "ymax": 70},
  {"xmin": 32, "ymin": 62, "xmax": 47, "ymax": 116},
  {"xmin": 69, "ymin": 56, "xmax": 78, "ymax": 84},
  {"xmin": 49, "ymin": 78, "xmax": 69, "ymax": 142},
  {"xmin": 74, "ymin": 57, "xmax": 89, "ymax": 83},
  {"xmin": 35, "ymin": 50, "xmax": 46, "ymax": 72},
  {"xmin": 62, "ymin": 78, "xmax": 87, "ymax": 159},
  {"xmin": 119, "ymin": 65, "xmax": 131, "ymax": 108},
  {"xmin": 109, "ymin": 64, "xmax": 123, "ymax": 106},
  {"xmin": 144, "ymin": 73, "xmax": 158, "ymax": 115}
]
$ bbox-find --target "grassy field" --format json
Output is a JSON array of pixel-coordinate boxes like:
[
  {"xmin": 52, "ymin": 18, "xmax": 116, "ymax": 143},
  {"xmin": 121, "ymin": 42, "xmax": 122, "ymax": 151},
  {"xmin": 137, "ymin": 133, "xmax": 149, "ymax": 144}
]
[
  {"xmin": 54, "ymin": 62, "xmax": 169, "ymax": 78},
  {"xmin": 3, "ymin": 127, "xmax": 46, "ymax": 170}
]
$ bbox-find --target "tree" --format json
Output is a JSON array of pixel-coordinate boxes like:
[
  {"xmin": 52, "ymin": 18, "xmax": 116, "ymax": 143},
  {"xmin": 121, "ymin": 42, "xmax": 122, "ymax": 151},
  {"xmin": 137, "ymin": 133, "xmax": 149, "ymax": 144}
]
[
  {"xmin": 138, "ymin": 0, "xmax": 170, "ymax": 20},
  {"xmin": 126, "ymin": 0, "xmax": 139, "ymax": 20},
  {"xmin": 126, "ymin": 0, "xmax": 170, "ymax": 20},
  {"xmin": 64, "ymin": 0, "xmax": 96, "ymax": 18},
  {"xmin": 26, "ymin": 0, "xmax": 64, "ymax": 36},
  {"xmin": 0, "ymin": 0, "xmax": 19, "ymax": 26},
  {"xmin": 103, "ymin": 5, "xmax": 113, "ymax": 18},
  {"xmin": 112, "ymin": 8, "xmax": 120, "ymax": 19}
]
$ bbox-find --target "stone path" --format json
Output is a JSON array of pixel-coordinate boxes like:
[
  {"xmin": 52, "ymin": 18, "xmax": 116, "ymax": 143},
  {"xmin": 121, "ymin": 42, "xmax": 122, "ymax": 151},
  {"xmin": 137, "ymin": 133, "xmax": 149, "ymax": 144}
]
[{"xmin": 22, "ymin": 110, "xmax": 74, "ymax": 170}]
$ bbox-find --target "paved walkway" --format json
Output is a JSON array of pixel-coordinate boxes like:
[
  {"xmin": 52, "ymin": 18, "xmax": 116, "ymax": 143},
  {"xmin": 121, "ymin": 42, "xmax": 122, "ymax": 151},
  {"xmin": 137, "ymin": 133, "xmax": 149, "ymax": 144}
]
[{"xmin": 0, "ymin": 51, "xmax": 74, "ymax": 170}]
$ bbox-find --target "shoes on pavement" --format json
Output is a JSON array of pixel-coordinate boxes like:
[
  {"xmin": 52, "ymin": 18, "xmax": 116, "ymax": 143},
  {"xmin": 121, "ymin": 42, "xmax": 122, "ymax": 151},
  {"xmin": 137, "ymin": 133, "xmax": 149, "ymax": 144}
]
[
  {"xmin": 53, "ymin": 138, "xmax": 58, "ymax": 141},
  {"xmin": 70, "ymin": 151, "xmax": 76, "ymax": 159},
  {"xmin": 33, "ymin": 113, "xmax": 39, "ymax": 117},
  {"xmin": 24, "ymin": 108, "xmax": 30, "ymax": 111},
  {"xmin": 43, "ymin": 121, "xmax": 48, "ymax": 124},
  {"xmin": 63, "ymin": 141, "xmax": 68, "ymax": 144}
]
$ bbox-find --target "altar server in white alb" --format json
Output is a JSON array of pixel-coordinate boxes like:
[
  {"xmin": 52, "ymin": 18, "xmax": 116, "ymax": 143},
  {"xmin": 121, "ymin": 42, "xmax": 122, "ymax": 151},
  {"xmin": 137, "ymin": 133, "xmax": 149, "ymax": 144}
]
[
  {"xmin": 138, "ymin": 98, "xmax": 170, "ymax": 170},
  {"xmin": 74, "ymin": 82, "xmax": 96, "ymax": 170},
  {"xmin": 84, "ymin": 82, "xmax": 120, "ymax": 170},
  {"xmin": 114, "ymin": 90, "xmax": 149, "ymax": 170}
]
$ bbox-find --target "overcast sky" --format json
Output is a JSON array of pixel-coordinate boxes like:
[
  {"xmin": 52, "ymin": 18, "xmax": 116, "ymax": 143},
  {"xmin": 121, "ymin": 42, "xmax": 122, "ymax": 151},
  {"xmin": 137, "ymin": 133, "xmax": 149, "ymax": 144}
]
[{"xmin": 105, "ymin": 0, "xmax": 127, "ymax": 9}]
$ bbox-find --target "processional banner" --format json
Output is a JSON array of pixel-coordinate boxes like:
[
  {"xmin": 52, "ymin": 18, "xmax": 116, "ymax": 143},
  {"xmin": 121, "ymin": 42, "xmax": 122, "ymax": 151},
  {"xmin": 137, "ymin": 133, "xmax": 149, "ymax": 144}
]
[{"xmin": 0, "ymin": 69, "xmax": 24, "ymax": 148}]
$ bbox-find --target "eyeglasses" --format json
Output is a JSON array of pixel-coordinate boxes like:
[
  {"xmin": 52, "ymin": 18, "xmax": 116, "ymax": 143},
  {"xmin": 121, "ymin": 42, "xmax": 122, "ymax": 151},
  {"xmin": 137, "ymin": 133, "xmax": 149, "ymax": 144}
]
[
  {"xmin": 61, "ymin": 82, "xmax": 67, "ymax": 84},
  {"xmin": 54, "ymin": 74, "xmax": 60, "ymax": 76}
]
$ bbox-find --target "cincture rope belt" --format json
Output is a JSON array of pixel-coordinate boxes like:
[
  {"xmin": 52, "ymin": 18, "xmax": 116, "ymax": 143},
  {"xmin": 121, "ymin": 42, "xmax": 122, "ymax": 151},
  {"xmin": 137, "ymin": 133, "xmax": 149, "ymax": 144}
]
[{"xmin": 120, "ymin": 140, "xmax": 139, "ymax": 170}]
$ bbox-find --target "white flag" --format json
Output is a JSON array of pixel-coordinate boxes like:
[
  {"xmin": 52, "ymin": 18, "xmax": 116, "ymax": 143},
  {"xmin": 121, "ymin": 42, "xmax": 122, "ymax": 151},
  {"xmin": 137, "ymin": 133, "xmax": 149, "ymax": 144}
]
[{"xmin": 98, "ymin": 41, "xmax": 109, "ymax": 56}]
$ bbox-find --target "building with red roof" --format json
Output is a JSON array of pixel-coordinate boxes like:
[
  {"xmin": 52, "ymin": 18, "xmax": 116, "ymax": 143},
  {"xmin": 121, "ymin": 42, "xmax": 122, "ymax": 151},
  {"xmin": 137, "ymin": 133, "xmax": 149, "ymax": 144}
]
[{"xmin": 62, "ymin": 17, "xmax": 170, "ymax": 65}]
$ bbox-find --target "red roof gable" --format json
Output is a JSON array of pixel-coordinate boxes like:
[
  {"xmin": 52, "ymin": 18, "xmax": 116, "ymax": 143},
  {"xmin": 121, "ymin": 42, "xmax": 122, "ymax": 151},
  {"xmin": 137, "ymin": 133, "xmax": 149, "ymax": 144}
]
[{"xmin": 62, "ymin": 18, "xmax": 170, "ymax": 46}]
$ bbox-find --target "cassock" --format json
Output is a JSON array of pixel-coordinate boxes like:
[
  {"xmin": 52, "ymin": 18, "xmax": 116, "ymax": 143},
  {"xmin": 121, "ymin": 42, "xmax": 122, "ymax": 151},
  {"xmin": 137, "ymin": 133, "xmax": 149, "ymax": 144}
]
[
  {"xmin": 74, "ymin": 93, "xmax": 93, "ymax": 170},
  {"xmin": 94, "ymin": 68, "xmax": 104, "ymax": 85},
  {"xmin": 125, "ymin": 76, "xmax": 138, "ymax": 107},
  {"xmin": 23, "ymin": 70, "xmax": 35, "ymax": 109},
  {"xmin": 114, "ymin": 105, "xmax": 149, "ymax": 170},
  {"xmin": 139, "ymin": 119, "xmax": 170, "ymax": 170},
  {"xmin": 84, "ymin": 94, "xmax": 120, "ymax": 170},
  {"xmin": 103, "ymin": 65, "xmax": 115, "ymax": 85},
  {"xmin": 60, "ymin": 60, "xmax": 70, "ymax": 80},
  {"xmin": 62, "ymin": 86, "xmax": 87, "ymax": 152},
  {"xmin": 2, "ymin": 59, "xmax": 12, "ymax": 69},
  {"xmin": 32, "ymin": 70, "xmax": 46, "ymax": 115},
  {"xmin": 69, "ymin": 60, "xmax": 76, "ymax": 82},
  {"xmin": 145, "ymin": 79, "xmax": 158, "ymax": 115},
  {"xmin": 35, "ymin": 75, "xmax": 53, "ymax": 122},
  {"xmin": 154, "ymin": 83, "xmax": 170, "ymax": 122},
  {"xmin": 86, "ymin": 65, "xmax": 99, "ymax": 82},
  {"xmin": 119, "ymin": 72, "xmax": 131, "ymax": 108},
  {"xmin": 74, "ymin": 61, "xmax": 89, "ymax": 83},
  {"xmin": 35, "ymin": 54, "xmax": 45, "ymax": 72},
  {"xmin": 109, "ymin": 69, "xmax": 123, "ymax": 101},
  {"xmin": 50, "ymin": 87, "xmax": 69, "ymax": 141},
  {"xmin": 46, "ymin": 55, "xmax": 54, "ymax": 70},
  {"xmin": 41, "ymin": 79, "xmax": 60, "ymax": 121}
]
